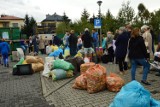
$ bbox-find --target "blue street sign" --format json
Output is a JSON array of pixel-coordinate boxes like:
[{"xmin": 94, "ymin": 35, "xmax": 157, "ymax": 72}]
[{"xmin": 94, "ymin": 19, "xmax": 101, "ymax": 29}]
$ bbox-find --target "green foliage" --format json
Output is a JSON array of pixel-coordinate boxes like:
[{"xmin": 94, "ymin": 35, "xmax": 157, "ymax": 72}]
[
  {"xmin": 150, "ymin": 9, "xmax": 160, "ymax": 41},
  {"xmin": 21, "ymin": 14, "xmax": 36, "ymax": 37},
  {"xmin": 81, "ymin": 9, "xmax": 90, "ymax": 22},
  {"xmin": 62, "ymin": 12, "xmax": 71, "ymax": 24},
  {"xmin": 102, "ymin": 9, "xmax": 118, "ymax": 33},
  {"xmin": 70, "ymin": 20, "xmax": 93, "ymax": 34},
  {"xmin": 56, "ymin": 22, "xmax": 71, "ymax": 35},
  {"xmin": 117, "ymin": 1, "xmax": 135, "ymax": 25},
  {"xmin": 56, "ymin": 1, "xmax": 160, "ymax": 42}
]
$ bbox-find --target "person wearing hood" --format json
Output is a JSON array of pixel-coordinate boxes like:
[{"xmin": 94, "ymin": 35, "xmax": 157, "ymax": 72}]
[
  {"xmin": 0, "ymin": 39, "xmax": 10, "ymax": 67},
  {"xmin": 82, "ymin": 28, "xmax": 93, "ymax": 56}
]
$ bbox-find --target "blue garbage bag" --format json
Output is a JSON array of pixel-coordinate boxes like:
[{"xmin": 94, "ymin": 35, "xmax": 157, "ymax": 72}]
[
  {"xmin": 50, "ymin": 69, "xmax": 67, "ymax": 80},
  {"xmin": 109, "ymin": 80, "xmax": 151, "ymax": 107},
  {"xmin": 150, "ymin": 98, "xmax": 160, "ymax": 107},
  {"xmin": 49, "ymin": 48, "xmax": 63, "ymax": 57}
]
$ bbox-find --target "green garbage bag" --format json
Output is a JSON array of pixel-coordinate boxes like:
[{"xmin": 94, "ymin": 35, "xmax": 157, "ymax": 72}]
[
  {"xmin": 53, "ymin": 59, "xmax": 74, "ymax": 71},
  {"xmin": 13, "ymin": 58, "xmax": 24, "ymax": 68},
  {"xmin": 50, "ymin": 69, "xmax": 67, "ymax": 80},
  {"xmin": 66, "ymin": 70, "xmax": 74, "ymax": 78}
]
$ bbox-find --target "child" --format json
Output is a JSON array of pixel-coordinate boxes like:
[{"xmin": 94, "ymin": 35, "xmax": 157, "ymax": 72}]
[{"xmin": 0, "ymin": 39, "xmax": 10, "ymax": 67}]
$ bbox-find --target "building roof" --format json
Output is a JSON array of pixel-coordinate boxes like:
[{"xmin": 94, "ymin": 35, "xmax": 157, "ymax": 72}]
[
  {"xmin": 42, "ymin": 13, "xmax": 63, "ymax": 22},
  {"xmin": 0, "ymin": 15, "xmax": 24, "ymax": 20}
]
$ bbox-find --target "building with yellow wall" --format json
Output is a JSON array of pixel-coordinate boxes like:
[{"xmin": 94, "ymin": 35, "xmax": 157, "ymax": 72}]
[
  {"xmin": 37, "ymin": 13, "xmax": 63, "ymax": 34},
  {"xmin": 0, "ymin": 15, "xmax": 24, "ymax": 29}
]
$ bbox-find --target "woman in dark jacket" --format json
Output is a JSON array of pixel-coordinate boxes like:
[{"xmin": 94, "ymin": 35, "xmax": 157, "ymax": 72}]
[
  {"xmin": 128, "ymin": 28, "xmax": 151, "ymax": 85},
  {"xmin": 68, "ymin": 30, "xmax": 78, "ymax": 56},
  {"xmin": 115, "ymin": 27, "xmax": 130, "ymax": 74}
]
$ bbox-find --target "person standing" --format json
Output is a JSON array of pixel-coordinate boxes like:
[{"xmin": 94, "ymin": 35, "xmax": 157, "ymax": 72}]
[
  {"xmin": 150, "ymin": 25, "xmax": 155, "ymax": 54},
  {"xmin": 68, "ymin": 30, "xmax": 78, "ymax": 56},
  {"xmin": 141, "ymin": 25, "xmax": 153, "ymax": 60},
  {"xmin": 39, "ymin": 36, "xmax": 45, "ymax": 54},
  {"xmin": 77, "ymin": 33, "xmax": 83, "ymax": 51},
  {"xmin": 32, "ymin": 34, "xmax": 39, "ymax": 55},
  {"xmin": 128, "ymin": 28, "xmax": 151, "ymax": 85},
  {"xmin": 81, "ymin": 28, "xmax": 93, "ymax": 56},
  {"xmin": 92, "ymin": 29, "xmax": 99, "ymax": 51},
  {"xmin": 125, "ymin": 24, "xmax": 132, "ymax": 38},
  {"xmin": 28, "ymin": 36, "xmax": 33, "ymax": 53},
  {"xmin": 63, "ymin": 31, "xmax": 69, "ymax": 48},
  {"xmin": 107, "ymin": 31, "xmax": 114, "ymax": 63},
  {"xmin": 101, "ymin": 33, "xmax": 107, "ymax": 52},
  {"xmin": 44, "ymin": 36, "xmax": 49, "ymax": 54},
  {"xmin": 53, "ymin": 35, "xmax": 62, "ymax": 46},
  {"xmin": 0, "ymin": 39, "xmax": 10, "ymax": 67},
  {"xmin": 115, "ymin": 27, "xmax": 130, "ymax": 74}
]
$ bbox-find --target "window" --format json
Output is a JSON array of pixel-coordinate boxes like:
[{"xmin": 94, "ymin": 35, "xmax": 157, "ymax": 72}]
[
  {"xmin": 2, "ymin": 23, "xmax": 9, "ymax": 27},
  {"xmin": 12, "ymin": 23, "xmax": 18, "ymax": 27}
]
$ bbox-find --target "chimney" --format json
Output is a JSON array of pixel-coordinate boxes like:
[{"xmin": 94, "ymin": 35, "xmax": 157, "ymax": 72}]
[
  {"xmin": 1, "ymin": 14, "xmax": 7, "ymax": 17},
  {"xmin": 46, "ymin": 14, "xmax": 50, "ymax": 18}
]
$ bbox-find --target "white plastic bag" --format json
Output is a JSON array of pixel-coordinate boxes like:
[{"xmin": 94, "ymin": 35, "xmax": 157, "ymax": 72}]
[
  {"xmin": 46, "ymin": 46, "xmax": 52, "ymax": 55},
  {"xmin": 42, "ymin": 63, "xmax": 51, "ymax": 78}
]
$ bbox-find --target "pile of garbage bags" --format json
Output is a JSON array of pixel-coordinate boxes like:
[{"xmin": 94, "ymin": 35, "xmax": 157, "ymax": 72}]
[
  {"xmin": 106, "ymin": 73, "xmax": 125, "ymax": 92},
  {"xmin": 73, "ymin": 63, "xmax": 125, "ymax": 93},
  {"xmin": 13, "ymin": 56, "xmax": 44, "ymax": 73},
  {"xmin": 42, "ymin": 57, "xmax": 75, "ymax": 81},
  {"xmin": 109, "ymin": 80, "xmax": 160, "ymax": 107}
]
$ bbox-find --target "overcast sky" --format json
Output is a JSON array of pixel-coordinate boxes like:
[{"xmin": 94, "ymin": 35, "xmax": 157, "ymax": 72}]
[{"xmin": 0, "ymin": 0, "xmax": 160, "ymax": 22}]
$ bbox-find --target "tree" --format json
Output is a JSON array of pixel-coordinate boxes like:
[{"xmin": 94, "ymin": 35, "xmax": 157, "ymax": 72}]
[
  {"xmin": 102, "ymin": 9, "xmax": 118, "ymax": 33},
  {"xmin": 138, "ymin": 3, "xmax": 146, "ymax": 23},
  {"xmin": 22, "ymin": 14, "xmax": 36, "ymax": 37},
  {"xmin": 150, "ymin": 9, "xmax": 160, "ymax": 41},
  {"xmin": 62, "ymin": 12, "xmax": 70, "ymax": 24},
  {"xmin": 117, "ymin": 1, "xmax": 135, "ymax": 25},
  {"xmin": 29, "ymin": 17, "xmax": 36, "ymax": 35},
  {"xmin": 81, "ymin": 9, "xmax": 90, "ymax": 22}
]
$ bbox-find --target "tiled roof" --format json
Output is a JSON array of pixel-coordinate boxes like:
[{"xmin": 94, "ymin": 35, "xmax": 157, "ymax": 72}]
[
  {"xmin": 0, "ymin": 15, "xmax": 24, "ymax": 20},
  {"xmin": 42, "ymin": 13, "xmax": 63, "ymax": 22}
]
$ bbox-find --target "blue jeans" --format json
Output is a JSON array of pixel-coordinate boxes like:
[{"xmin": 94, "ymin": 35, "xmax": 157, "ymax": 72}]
[
  {"xmin": 93, "ymin": 42, "xmax": 99, "ymax": 52},
  {"xmin": 131, "ymin": 59, "xmax": 150, "ymax": 81},
  {"xmin": 2, "ymin": 53, "xmax": 8, "ymax": 65},
  {"xmin": 77, "ymin": 44, "xmax": 82, "ymax": 51}
]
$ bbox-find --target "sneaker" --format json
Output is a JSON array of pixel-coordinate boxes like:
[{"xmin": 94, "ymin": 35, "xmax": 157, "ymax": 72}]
[
  {"xmin": 141, "ymin": 80, "xmax": 151, "ymax": 85},
  {"xmin": 7, "ymin": 64, "xmax": 9, "ymax": 68}
]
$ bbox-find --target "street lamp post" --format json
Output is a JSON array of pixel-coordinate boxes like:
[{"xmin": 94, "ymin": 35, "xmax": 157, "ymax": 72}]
[{"xmin": 97, "ymin": 0, "xmax": 102, "ymax": 46}]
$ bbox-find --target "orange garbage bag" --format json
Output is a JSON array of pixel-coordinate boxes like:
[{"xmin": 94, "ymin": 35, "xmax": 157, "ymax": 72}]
[
  {"xmin": 26, "ymin": 56, "xmax": 38, "ymax": 64},
  {"xmin": 35, "ymin": 56, "xmax": 44, "ymax": 65},
  {"xmin": 32, "ymin": 62, "xmax": 44, "ymax": 72},
  {"xmin": 106, "ymin": 73, "xmax": 125, "ymax": 92},
  {"xmin": 86, "ymin": 64, "xmax": 106, "ymax": 93},
  {"xmin": 80, "ymin": 62, "xmax": 95, "ymax": 74},
  {"xmin": 72, "ymin": 74, "xmax": 87, "ymax": 90}
]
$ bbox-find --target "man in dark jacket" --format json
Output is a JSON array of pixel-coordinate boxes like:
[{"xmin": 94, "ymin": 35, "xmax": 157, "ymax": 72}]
[
  {"xmin": 32, "ymin": 35, "xmax": 39, "ymax": 54},
  {"xmin": 115, "ymin": 27, "xmax": 130, "ymax": 74},
  {"xmin": 68, "ymin": 30, "xmax": 78, "ymax": 56},
  {"xmin": 81, "ymin": 28, "xmax": 93, "ymax": 55},
  {"xmin": 52, "ymin": 35, "xmax": 62, "ymax": 46}
]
